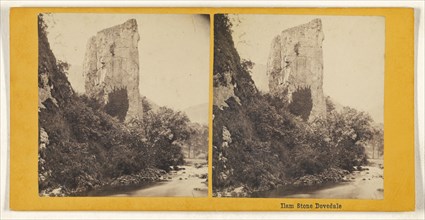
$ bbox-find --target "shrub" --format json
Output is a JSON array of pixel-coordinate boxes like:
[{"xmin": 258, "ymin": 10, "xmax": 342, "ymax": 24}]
[
  {"xmin": 212, "ymin": 14, "xmax": 375, "ymax": 195},
  {"xmin": 104, "ymin": 87, "xmax": 129, "ymax": 122},
  {"xmin": 288, "ymin": 86, "xmax": 313, "ymax": 121}
]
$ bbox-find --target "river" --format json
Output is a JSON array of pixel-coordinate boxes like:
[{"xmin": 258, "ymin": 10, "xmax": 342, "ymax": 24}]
[
  {"xmin": 87, "ymin": 158, "xmax": 208, "ymax": 197},
  {"xmin": 253, "ymin": 159, "xmax": 384, "ymax": 199}
]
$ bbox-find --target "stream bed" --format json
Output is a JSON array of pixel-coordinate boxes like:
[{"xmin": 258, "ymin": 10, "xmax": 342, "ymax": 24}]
[
  {"xmin": 253, "ymin": 159, "xmax": 384, "ymax": 199},
  {"xmin": 86, "ymin": 158, "xmax": 208, "ymax": 197}
]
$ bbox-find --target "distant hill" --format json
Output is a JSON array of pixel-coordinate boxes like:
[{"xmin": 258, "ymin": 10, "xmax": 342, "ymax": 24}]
[
  {"xmin": 183, "ymin": 103, "xmax": 209, "ymax": 125},
  {"xmin": 141, "ymin": 97, "xmax": 208, "ymax": 125}
]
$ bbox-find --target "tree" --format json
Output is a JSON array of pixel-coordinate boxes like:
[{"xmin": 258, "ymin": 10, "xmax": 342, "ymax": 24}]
[
  {"xmin": 57, "ymin": 60, "xmax": 70, "ymax": 75},
  {"xmin": 141, "ymin": 96, "xmax": 152, "ymax": 113},
  {"xmin": 309, "ymin": 106, "xmax": 374, "ymax": 170},
  {"xmin": 104, "ymin": 87, "xmax": 129, "ymax": 122},
  {"xmin": 370, "ymin": 126, "xmax": 384, "ymax": 158},
  {"xmin": 325, "ymin": 96, "xmax": 336, "ymax": 112},
  {"xmin": 288, "ymin": 86, "xmax": 313, "ymax": 121},
  {"xmin": 131, "ymin": 107, "xmax": 191, "ymax": 171},
  {"xmin": 241, "ymin": 59, "xmax": 254, "ymax": 73},
  {"xmin": 184, "ymin": 123, "xmax": 208, "ymax": 159}
]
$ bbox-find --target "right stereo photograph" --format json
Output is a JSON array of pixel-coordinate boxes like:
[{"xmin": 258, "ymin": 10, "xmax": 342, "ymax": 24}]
[{"xmin": 212, "ymin": 14, "xmax": 385, "ymax": 199}]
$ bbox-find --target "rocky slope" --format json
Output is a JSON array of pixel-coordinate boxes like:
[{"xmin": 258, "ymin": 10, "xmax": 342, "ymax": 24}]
[
  {"xmin": 83, "ymin": 19, "xmax": 142, "ymax": 122},
  {"xmin": 212, "ymin": 15, "xmax": 373, "ymax": 197},
  {"xmin": 38, "ymin": 16, "xmax": 163, "ymax": 196},
  {"xmin": 212, "ymin": 15, "xmax": 285, "ymax": 193},
  {"xmin": 267, "ymin": 19, "xmax": 326, "ymax": 120}
]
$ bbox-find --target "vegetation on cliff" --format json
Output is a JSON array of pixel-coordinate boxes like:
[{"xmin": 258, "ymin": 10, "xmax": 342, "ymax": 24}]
[
  {"xmin": 38, "ymin": 15, "xmax": 194, "ymax": 196},
  {"xmin": 212, "ymin": 15, "xmax": 381, "ymax": 196}
]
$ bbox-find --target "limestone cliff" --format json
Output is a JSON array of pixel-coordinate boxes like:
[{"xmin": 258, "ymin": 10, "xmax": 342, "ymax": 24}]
[
  {"xmin": 38, "ymin": 17, "xmax": 74, "ymax": 110},
  {"xmin": 83, "ymin": 19, "xmax": 142, "ymax": 121},
  {"xmin": 267, "ymin": 18, "xmax": 326, "ymax": 119},
  {"xmin": 213, "ymin": 71, "xmax": 241, "ymax": 110}
]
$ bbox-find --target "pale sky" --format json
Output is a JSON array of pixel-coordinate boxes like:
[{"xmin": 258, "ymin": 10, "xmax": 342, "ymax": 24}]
[
  {"xmin": 229, "ymin": 15, "xmax": 385, "ymax": 123},
  {"xmin": 44, "ymin": 13, "xmax": 210, "ymax": 111}
]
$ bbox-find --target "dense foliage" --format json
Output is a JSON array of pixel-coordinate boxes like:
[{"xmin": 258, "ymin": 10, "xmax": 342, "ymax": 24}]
[
  {"xmin": 38, "ymin": 15, "xmax": 189, "ymax": 196},
  {"xmin": 212, "ymin": 14, "xmax": 378, "ymax": 195},
  {"xmin": 183, "ymin": 123, "xmax": 209, "ymax": 159},
  {"xmin": 129, "ymin": 107, "xmax": 190, "ymax": 171},
  {"xmin": 288, "ymin": 86, "xmax": 313, "ymax": 121},
  {"xmin": 104, "ymin": 87, "xmax": 129, "ymax": 122}
]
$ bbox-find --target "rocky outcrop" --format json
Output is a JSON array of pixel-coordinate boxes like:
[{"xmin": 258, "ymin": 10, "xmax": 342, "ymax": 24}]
[
  {"xmin": 38, "ymin": 72, "xmax": 58, "ymax": 110},
  {"xmin": 38, "ymin": 127, "xmax": 49, "ymax": 179},
  {"xmin": 39, "ymin": 127, "xmax": 49, "ymax": 151},
  {"xmin": 109, "ymin": 168, "xmax": 166, "ymax": 187},
  {"xmin": 267, "ymin": 18, "xmax": 326, "ymax": 120},
  {"xmin": 83, "ymin": 19, "xmax": 142, "ymax": 121},
  {"xmin": 213, "ymin": 72, "xmax": 241, "ymax": 109},
  {"xmin": 38, "ymin": 18, "xmax": 74, "ymax": 110}
]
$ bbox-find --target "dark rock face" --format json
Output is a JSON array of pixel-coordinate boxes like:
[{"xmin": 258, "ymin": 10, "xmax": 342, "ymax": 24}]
[
  {"xmin": 267, "ymin": 18, "xmax": 326, "ymax": 120},
  {"xmin": 83, "ymin": 19, "xmax": 142, "ymax": 121}
]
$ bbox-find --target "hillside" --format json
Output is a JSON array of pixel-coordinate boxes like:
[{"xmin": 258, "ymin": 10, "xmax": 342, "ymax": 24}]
[
  {"xmin": 212, "ymin": 15, "xmax": 376, "ymax": 197},
  {"xmin": 213, "ymin": 14, "xmax": 292, "ymax": 193},
  {"xmin": 38, "ymin": 15, "xmax": 191, "ymax": 196},
  {"xmin": 183, "ymin": 103, "xmax": 209, "ymax": 125}
]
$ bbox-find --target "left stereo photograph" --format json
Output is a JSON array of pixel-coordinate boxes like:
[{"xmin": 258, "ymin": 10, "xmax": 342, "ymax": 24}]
[{"xmin": 38, "ymin": 13, "xmax": 210, "ymax": 197}]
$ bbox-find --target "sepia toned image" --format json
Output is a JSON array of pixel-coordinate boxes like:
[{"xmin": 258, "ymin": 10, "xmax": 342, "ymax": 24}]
[
  {"xmin": 212, "ymin": 14, "xmax": 385, "ymax": 199},
  {"xmin": 38, "ymin": 13, "xmax": 209, "ymax": 197}
]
